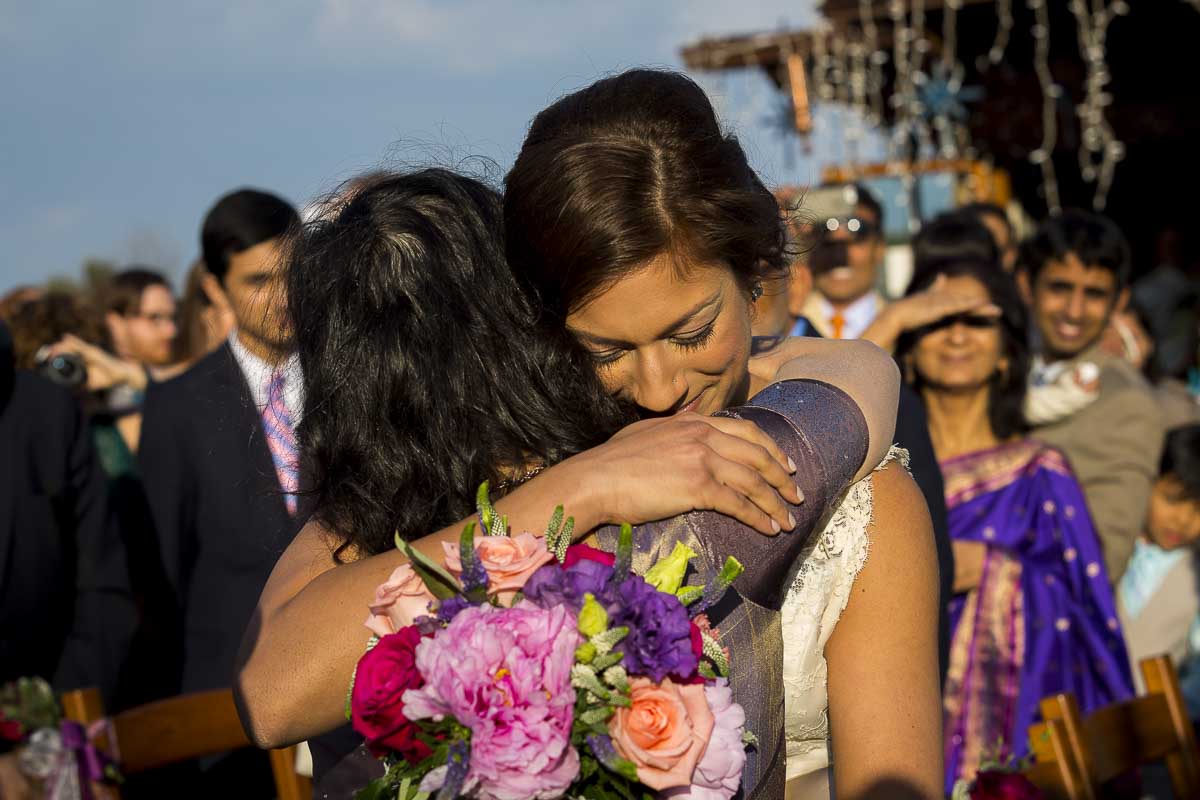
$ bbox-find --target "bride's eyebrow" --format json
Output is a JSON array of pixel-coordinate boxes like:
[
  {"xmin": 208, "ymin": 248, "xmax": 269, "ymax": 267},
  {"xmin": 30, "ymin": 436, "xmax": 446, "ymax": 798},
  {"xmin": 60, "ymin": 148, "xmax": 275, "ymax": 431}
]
[{"xmin": 575, "ymin": 291, "xmax": 723, "ymax": 349}]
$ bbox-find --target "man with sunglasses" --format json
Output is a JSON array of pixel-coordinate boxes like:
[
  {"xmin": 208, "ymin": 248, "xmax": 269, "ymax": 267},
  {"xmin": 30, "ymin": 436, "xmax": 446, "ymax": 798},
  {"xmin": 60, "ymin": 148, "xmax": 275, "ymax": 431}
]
[
  {"xmin": 1017, "ymin": 210, "xmax": 1163, "ymax": 582},
  {"xmin": 801, "ymin": 184, "xmax": 889, "ymax": 340}
]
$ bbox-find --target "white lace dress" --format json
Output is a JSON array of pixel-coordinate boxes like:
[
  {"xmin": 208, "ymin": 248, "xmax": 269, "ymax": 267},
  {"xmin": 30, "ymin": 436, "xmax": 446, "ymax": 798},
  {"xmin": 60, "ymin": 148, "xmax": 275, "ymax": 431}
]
[{"xmin": 781, "ymin": 447, "xmax": 907, "ymax": 799}]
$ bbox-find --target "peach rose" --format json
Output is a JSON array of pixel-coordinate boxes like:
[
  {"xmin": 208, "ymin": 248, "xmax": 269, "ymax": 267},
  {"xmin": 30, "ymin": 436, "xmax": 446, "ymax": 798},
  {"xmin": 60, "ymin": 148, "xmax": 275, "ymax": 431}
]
[
  {"xmin": 364, "ymin": 564, "xmax": 436, "ymax": 638},
  {"xmin": 441, "ymin": 532, "xmax": 553, "ymax": 594},
  {"xmin": 608, "ymin": 677, "xmax": 716, "ymax": 791}
]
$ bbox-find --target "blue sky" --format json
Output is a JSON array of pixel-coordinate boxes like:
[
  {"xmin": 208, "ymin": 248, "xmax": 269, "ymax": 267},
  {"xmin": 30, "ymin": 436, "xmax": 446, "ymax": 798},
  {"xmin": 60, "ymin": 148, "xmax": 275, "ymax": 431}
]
[{"xmin": 1, "ymin": 0, "xmax": 883, "ymax": 291}]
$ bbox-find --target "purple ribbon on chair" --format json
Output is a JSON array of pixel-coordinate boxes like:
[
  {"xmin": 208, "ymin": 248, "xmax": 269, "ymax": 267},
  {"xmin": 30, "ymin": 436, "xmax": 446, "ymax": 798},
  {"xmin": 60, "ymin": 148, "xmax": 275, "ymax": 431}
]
[{"xmin": 60, "ymin": 719, "xmax": 118, "ymax": 795}]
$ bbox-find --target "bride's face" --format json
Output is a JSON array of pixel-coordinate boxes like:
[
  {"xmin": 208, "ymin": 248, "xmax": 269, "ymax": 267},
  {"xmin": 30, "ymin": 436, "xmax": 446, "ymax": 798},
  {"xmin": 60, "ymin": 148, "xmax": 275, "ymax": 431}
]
[{"xmin": 565, "ymin": 253, "xmax": 754, "ymax": 417}]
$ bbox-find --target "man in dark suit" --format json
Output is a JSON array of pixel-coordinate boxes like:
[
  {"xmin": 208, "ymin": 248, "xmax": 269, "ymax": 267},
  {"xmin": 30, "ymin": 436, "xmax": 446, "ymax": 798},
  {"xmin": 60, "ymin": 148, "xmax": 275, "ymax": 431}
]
[
  {"xmin": 138, "ymin": 189, "xmax": 302, "ymax": 794},
  {"xmin": 0, "ymin": 320, "xmax": 136, "ymax": 696}
]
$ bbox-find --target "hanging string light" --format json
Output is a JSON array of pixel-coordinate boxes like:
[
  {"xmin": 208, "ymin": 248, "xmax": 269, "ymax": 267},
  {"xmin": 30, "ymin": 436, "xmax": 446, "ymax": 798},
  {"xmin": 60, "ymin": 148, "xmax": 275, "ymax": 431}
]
[
  {"xmin": 1028, "ymin": 0, "xmax": 1062, "ymax": 215},
  {"xmin": 859, "ymin": 0, "xmax": 887, "ymax": 128},
  {"xmin": 1068, "ymin": 0, "xmax": 1129, "ymax": 211},
  {"xmin": 987, "ymin": 0, "xmax": 1015, "ymax": 65}
]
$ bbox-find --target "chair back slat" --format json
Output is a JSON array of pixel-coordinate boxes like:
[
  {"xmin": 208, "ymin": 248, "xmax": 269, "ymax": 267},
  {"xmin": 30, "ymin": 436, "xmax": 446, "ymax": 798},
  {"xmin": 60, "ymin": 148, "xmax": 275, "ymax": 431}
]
[
  {"xmin": 110, "ymin": 690, "xmax": 252, "ymax": 773},
  {"xmin": 60, "ymin": 687, "xmax": 309, "ymax": 799},
  {"xmin": 1037, "ymin": 655, "xmax": 1200, "ymax": 797},
  {"xmin": 1024, "ymin": 719, "xmax": 1091, "ymax": 800}
]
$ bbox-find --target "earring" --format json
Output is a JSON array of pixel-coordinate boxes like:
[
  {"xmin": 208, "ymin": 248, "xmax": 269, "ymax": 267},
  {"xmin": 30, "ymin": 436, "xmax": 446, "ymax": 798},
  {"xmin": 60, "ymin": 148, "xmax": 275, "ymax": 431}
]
[{"xmin": 750, "ymin": 282, "xmax": 763, "ymax": 301}]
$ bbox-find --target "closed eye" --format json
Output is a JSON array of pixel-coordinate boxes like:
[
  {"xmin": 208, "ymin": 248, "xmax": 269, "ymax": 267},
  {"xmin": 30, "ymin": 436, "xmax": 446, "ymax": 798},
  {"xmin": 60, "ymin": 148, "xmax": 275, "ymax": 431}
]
[{"xmin": 671, "ymin": 321, "xmax": 716, "ymax": 351}]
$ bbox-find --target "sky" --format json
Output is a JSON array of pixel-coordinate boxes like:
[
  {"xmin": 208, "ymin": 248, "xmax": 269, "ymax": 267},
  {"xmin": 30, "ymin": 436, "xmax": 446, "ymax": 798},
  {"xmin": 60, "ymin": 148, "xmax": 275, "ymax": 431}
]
[{"xmin": 1, "ymin": 0, "xmax": 884, "ymax": 291}]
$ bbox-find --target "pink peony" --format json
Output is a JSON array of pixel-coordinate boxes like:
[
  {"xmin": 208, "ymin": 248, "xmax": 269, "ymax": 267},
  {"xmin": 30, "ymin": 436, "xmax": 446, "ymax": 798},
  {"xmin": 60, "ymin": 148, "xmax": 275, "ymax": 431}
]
[
  {"xmin": 402, "ymin": 602, "xmax": 580, "ymax": 799},
  {"xmin": 661, "ymin": 679, "xmax": 747, "ymax": 799},
  {"xmin": 365, "ymin": 564, "xmax": 436, "ymax": 638},
  {"xmin": 608, "ymin": 677, "xmax": 715, "ymax": 791},
  {"xmin": 442, "ymin": 532, "xmax": 554, "ymax": 594}
]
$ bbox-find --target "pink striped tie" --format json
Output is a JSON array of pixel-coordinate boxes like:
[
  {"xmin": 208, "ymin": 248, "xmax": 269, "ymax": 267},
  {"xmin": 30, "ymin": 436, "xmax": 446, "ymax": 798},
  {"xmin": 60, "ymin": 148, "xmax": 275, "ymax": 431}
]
[{"xmin": 262, "ymin": 370, "xmax": 299, "ymax": 515}]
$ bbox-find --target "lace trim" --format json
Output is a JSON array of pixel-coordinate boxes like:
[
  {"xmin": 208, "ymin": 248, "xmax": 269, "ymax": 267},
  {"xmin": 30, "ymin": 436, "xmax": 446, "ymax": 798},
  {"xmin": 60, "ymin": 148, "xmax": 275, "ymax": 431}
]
[{"xmin": 782, "ymin": 445, "xmax": 909, "ymax": 757}]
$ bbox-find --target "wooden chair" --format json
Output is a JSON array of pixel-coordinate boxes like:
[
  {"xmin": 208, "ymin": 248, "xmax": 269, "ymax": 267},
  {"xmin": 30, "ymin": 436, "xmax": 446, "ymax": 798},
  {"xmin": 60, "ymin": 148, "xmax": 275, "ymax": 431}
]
[
  {"xmin": 1036, "ymin": 655, "xmax": 1200, "ymax": 798},
  {"xmin": 60, "ymin": 687, "xmax": 311, "ymax": 800},
  {"xmin": 1023, "ymin": 718, "xmax": 1090, "ymax": 800}
]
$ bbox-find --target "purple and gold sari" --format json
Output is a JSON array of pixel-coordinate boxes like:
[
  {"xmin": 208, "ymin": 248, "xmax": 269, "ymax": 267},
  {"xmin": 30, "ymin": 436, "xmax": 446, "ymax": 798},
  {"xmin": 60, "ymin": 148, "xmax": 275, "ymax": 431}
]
[{"xmin": 941, "ymin": 439, "xmax": 1133, "ymax": 793}]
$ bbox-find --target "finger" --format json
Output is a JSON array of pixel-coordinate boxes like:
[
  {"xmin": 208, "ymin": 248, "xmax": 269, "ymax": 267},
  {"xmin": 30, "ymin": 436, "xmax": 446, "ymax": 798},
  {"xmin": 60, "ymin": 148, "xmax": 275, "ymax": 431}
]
[
  {"xmin": 703, "ymin": 429, "xmax": 804, "ymax": 505},
  {"xmin": 697, "ymin": 415, "xmax": 797, "ymax": 476},
  {"xmin": 706, "ymin": 455, "xmax": 796, "ymax": 533},
  {"xmin": 703, "ymin": 483, "xmax": 779, "ymax": 536}
]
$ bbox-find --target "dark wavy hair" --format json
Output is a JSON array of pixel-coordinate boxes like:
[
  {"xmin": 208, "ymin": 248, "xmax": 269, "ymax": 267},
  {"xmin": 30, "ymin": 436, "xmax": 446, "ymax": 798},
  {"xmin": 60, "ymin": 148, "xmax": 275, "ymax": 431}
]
[
  {"xmin": 1161, "ymin": 424, "xmax": 1200, "ymax": 501},
  {"xmin": 504, "ymin": 69, "xmax": 788, "ymax": 319},
  {"xmin": 911, "ymin": 210, "xmax": 1000, "ymax": 273},
  {"xmin": 1019, "ymin": 208, "xmax": 1131, "ymax": 288},
  {"xmin": 896, "ymin": 256, "xmax": 1031, "ymax": 441},
  {"xmin": 288, "ymin": 169, "xmax": 634, "ymax": 558}
]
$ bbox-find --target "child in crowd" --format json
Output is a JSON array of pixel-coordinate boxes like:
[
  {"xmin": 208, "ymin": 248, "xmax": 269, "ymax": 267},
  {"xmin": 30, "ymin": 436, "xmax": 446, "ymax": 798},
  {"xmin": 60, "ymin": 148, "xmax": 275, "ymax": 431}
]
[{"xmin": 1118, "ymin": 424, "xmax": 1200, "ymax": 712}]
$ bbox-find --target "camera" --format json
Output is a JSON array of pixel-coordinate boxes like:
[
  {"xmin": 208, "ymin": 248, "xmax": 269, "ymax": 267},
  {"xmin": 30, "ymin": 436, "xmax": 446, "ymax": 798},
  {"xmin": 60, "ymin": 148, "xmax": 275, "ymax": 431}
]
[
  {"xmin": 798, "ymin": 185, "xmax": 878, "ymax": 275},
  {"xmin": 35, "ymin": 348, "xmax": 87, "ymax": 388}
]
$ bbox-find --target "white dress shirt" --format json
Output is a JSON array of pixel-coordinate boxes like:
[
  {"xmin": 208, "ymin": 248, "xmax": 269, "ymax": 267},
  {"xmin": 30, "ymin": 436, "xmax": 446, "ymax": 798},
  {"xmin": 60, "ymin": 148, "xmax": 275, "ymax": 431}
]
[{"xmin": 228, "ymin": 331, "xmax": 304, "ymax": 418}]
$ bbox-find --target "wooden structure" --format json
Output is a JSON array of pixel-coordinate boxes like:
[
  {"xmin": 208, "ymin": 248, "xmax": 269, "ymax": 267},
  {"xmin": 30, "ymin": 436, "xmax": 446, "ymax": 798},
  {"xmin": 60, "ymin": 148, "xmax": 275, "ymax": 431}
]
[
  {"xmin": 680, "ymin": 0, "xmax": 1200, "ymax": 268},
  {"xmin": 60, "ymin": 687, "xmax": 311, "ymax": 800}
]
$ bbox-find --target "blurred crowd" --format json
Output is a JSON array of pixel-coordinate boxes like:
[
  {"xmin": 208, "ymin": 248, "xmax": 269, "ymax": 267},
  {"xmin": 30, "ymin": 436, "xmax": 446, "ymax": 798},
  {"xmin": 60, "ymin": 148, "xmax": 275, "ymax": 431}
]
[{"xmin": 2, "ymin": 177, "xmax": 1199, "ymax": 795}]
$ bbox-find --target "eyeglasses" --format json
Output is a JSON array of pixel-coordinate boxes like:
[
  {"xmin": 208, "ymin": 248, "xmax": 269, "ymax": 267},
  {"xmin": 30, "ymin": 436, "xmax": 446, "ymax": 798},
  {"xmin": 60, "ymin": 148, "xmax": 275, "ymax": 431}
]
[
  {"xmin": 913, "ymin": 313, "xmax": 1000, "ymax": 338},
  {"xmin": 824, "ymin": 217, "xmax": 881, "ymax": 240},
  {"xmin": 128, "ymin": 312, "xmax": 177, "ymax": 326}
]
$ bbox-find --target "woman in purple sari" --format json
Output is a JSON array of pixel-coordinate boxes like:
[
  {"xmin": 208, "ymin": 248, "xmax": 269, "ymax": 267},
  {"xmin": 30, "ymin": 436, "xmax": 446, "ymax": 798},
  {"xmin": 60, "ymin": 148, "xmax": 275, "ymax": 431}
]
[{"xmin": 893, "ymin": 255, "xmax": 1133, "ymax": 793}]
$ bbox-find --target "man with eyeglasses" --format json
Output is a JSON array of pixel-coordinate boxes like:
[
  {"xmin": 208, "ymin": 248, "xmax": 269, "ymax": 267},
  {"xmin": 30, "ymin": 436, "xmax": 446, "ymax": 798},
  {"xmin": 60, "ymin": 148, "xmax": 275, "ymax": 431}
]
[
  {"xmin": 102, "ymin": 268, "xmax": 178, "ymax": 371},
  {"xmin": 801, "ymin": 183, "xmax": 889, "ymax": 340}
]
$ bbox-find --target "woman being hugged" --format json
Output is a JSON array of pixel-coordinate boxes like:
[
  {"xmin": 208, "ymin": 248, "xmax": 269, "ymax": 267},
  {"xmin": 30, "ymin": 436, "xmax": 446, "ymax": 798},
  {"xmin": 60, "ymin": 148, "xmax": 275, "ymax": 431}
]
[{"xmin": 892, "ymin": 255, "xmax": 1133, "ymax": 793}]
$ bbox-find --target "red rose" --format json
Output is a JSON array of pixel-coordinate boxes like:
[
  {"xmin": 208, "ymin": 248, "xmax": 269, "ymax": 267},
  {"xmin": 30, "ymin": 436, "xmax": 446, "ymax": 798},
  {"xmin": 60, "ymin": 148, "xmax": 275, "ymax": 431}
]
[
  {"xmin": 563, "ymin": 543, "xmax": 616, "ymax": 569},
  {"xmin": 0, "ymin": 718, "xmax": 22, "ymax": 742},
  {"xmin": 350, "ymin": 626, "xmax": 430, "ymax": 763},
  {"xmin": 971, "ymin": 770, "xmax": 1043, "ymax": 800}
]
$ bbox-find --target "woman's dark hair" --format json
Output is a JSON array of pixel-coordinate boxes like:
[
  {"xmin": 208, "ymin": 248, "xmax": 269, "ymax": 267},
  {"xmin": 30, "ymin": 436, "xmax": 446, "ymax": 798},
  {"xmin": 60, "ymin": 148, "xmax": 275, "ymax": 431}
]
[
  {"xmin": 1161, "ymin": 424, "xmax": 1200, "ymax": 501},
  {"xmin": 202, "ymin": 188, "xmax": 299, "ymax": 283},
  {"xmin": 288, "ymin": 168, "xmax": 634, "ymax": 558},
  {"xmin": 912, "ymin": 210, "xmax": 1000, "ymax": 274},
  {"xmin": 1018, "ymin": 208, "xmax": 1131, "ymax": 288},
  {"xmin": 896, "ymin": 256, "xmax": 1031, "ymax": 441},
  {"xmin": 503, "ymin": 69, "xmax": 787, "ymax": 319}
]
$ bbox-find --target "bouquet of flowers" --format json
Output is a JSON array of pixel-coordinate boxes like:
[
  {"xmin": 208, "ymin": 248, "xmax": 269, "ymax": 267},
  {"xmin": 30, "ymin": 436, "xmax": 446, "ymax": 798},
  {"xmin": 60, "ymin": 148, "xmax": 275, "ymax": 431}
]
[{"xmin": 349, "ymin": 485, "xmax": 754, "ymax": 800}]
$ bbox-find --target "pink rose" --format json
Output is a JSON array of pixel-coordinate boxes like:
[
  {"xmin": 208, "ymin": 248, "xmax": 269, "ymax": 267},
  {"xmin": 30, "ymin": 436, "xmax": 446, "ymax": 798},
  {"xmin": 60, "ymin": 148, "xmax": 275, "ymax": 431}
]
[
  {"xmin": 662, "ymin": 679, "xmax": 747, "ymax": 799},
  {"xmin": 365, "ymin": 564, "xmax": 436, "ymax": 638},
  {"xmin": 608, "ymin": 677, "xmax": 715, "ymax": 791},
  {"xmin": 442, "ymin": 532, "xmax": 553, "ymax": 594}
]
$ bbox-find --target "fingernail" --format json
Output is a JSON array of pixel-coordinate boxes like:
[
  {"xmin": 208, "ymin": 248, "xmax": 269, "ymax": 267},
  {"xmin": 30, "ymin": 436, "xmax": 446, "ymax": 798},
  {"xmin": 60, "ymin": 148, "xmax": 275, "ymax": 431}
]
[
  {"xmin": 795, "ymin": 484, "xmax": 804, "ymax": 502},
  {"xmin": 771, "ymin": 519, "xmax": 781, "ymax": 534},
  {"xmin": 787, "ymin": 513, "xmax": 796, "ymax": 529},
  {"xmin": 787, "ymin": 456, "xmax": 797, "ymax": 473}
]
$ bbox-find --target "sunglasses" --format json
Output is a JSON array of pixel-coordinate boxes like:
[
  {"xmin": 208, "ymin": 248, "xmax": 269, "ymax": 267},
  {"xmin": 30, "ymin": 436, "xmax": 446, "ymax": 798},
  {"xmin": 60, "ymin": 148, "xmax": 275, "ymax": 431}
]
[{"xmin": 913, "ymin": 313, "xmax": 1000, "ymax": 338}]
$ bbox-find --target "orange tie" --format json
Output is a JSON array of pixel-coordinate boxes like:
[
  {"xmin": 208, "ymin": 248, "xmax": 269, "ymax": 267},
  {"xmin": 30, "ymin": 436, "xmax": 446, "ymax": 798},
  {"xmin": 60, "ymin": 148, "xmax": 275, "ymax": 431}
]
[{"xmin": 830, "ymin": 311, "xmax": 846, "ymax": 339}]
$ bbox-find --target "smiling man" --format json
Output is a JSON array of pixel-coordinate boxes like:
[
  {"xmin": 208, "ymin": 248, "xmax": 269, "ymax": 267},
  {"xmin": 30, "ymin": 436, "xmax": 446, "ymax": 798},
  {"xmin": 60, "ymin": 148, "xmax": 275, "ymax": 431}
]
[{"xmin": 1019, "ymin": 210, "xmax": 1163, "ymax": 582}]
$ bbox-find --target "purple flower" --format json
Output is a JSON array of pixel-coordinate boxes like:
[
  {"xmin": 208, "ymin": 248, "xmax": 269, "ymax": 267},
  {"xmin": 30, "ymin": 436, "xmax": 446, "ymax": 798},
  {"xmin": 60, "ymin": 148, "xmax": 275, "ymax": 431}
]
[
  {"xmin": 523, "ymin": 559, "xmax": 615, "ymax": 613},
  {"xmin": 609, "ymin": 576, "xmax": 697, "ymax": 682},
  {"xmin": 435, "ymin": 595, "xmax": 472, "ymax": 624},
  {"xmin": 402, "ymin": 602, "xmax": 580, "ymax": 800}
]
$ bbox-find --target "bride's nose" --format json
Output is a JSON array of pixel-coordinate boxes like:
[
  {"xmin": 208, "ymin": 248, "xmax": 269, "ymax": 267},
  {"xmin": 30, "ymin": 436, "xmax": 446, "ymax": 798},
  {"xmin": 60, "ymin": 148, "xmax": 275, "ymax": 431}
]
[{"xmin": 630, "ymin": 347, "xmax": 686, "ymax": 415}]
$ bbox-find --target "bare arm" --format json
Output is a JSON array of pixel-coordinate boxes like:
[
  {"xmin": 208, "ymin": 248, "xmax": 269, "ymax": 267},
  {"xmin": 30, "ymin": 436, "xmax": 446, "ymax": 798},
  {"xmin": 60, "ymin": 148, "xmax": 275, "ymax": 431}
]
[
  {"xmin": 753, "ymin": 336, "xmax": 900, "ymax": 481},
  {"xmin": 825, "ymin": 463, "xmax": 943, "ymax": 799},
  {"xmin": 236, "ymin": 413, "xmax": 804, "ymax": 747}
]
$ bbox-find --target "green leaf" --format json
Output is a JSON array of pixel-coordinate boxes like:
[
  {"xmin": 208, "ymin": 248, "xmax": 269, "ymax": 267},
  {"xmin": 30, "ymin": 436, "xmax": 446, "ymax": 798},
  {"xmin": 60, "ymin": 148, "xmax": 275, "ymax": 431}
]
[
  {"xmin": 611, "ymin": 524, "xmax": 633, "ymax": 583},
  {"xmin": 399, "ymin": 539, "xmax": 461, "ymax": 600}
]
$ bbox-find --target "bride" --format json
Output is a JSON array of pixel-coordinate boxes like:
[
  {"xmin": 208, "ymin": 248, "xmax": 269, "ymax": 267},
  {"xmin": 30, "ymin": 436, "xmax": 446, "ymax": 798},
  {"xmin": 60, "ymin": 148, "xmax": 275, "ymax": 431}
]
[{"xmin": 236, "ymin": 72, "xmax": 941, "ymax": 799}]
